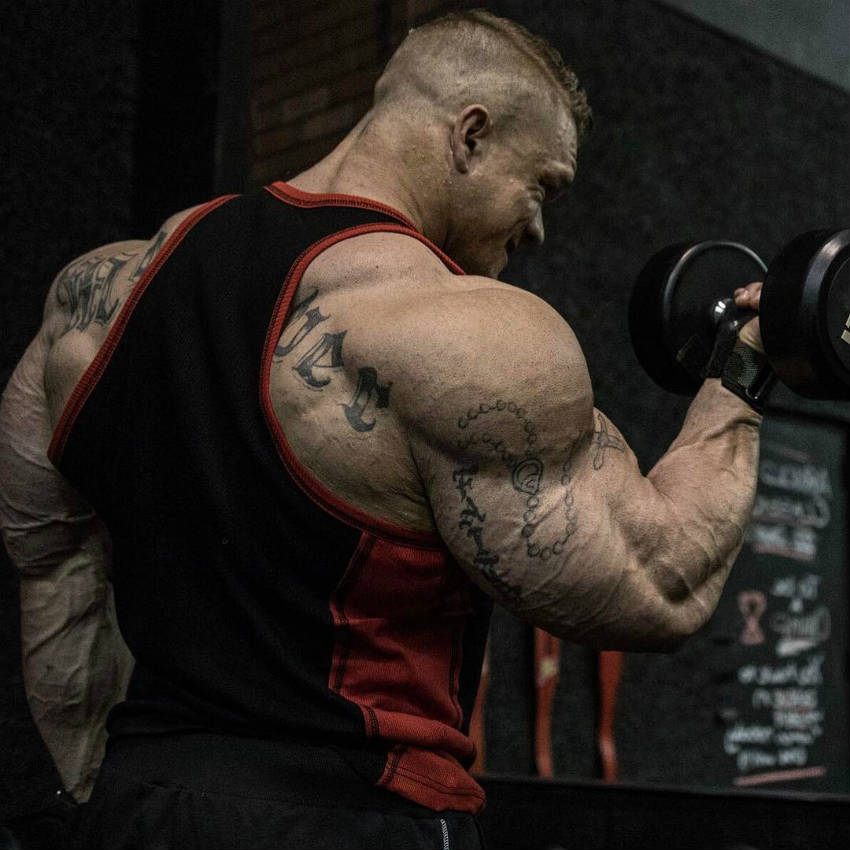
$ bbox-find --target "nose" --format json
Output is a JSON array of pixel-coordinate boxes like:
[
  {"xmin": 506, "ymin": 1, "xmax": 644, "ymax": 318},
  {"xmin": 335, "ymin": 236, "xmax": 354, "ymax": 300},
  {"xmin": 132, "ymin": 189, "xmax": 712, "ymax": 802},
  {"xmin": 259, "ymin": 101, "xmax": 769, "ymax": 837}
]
[{"xmin": 525, "ymin": 208, "xmax": 545, "ymax": 245}]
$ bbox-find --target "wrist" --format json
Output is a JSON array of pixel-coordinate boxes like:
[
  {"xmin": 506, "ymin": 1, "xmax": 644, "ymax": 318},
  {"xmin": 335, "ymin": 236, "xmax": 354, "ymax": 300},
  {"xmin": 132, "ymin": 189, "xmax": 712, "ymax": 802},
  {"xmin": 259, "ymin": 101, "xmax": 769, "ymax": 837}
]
[
  {"xmin": 719, "ymin": 338, "xmax": 776, "ymax": 414},
  {"xmin": 700, "ymin": 307, "xmax": 775, "ymax": 414}
]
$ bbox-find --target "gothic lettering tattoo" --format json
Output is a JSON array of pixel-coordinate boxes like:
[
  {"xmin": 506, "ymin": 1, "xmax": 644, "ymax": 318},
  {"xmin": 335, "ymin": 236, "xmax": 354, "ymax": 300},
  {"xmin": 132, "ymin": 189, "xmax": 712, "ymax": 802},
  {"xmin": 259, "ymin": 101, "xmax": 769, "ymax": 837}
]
[
  {"xmin": 454, "ymin": 400, "xmax": 578, "ymax": 564},
  {"xmin": 275, "ymin": 288, "xmax": 329, "ymax": 356},
  {"xmin": 591, "ymin": 412, "xmax": 625, "ymax": 470},
  {"xmin": 452, "ymin": 465, "xmax": 522, "ymax": 600},
  {"xmin": 56, "ymin": 229, "xmax": 172, "ymax": 337},
  {"xmin": 56, "ymin": 252, "xmax": 135, "ymax": 335},
  {"xmin": 273, "ymin": 286, "xmax": 392, "ymax": 431},
  {"xmin": 293, "ymin": 331, "xmax": 347, "ymax": 389},
  {"xmin": 342, "ymin": 366, "xmax": 392, "ymax": 432},
  {"xmin": 131, "ymin": 229, "xmax": 167, "ymax": 283}
]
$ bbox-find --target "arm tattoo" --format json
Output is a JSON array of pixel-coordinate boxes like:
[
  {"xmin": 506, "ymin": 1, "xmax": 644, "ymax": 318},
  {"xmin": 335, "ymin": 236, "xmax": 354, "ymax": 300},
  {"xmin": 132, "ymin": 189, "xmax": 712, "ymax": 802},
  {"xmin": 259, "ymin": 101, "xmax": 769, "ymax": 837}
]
[
  {"xmin": 456, "ymin": 399, "xmax": 537, "ymax": 464},
  {"xmin": 343, "ymin": 367, "xmax": 392, "ymax": 432},
  {"xmin": 452, "ymin": 465, "xmax": 522, "ymax": 600},
  {"xmin": 515, "ymin": 456, "xmax": 576, "ymax": 561},
  {"xmin": 453, "ymin": 400, "xmax": 578, "ymax": 573},
  {"xmin": 293, "ymin": 331, "xmax": 346, "ymax": 388},
  {"xmin": 273, "ymin": 286, "xmax": 392, "ymax": 432},
  {"xmin": 275, "ymin": 288, "xmax": 328, "ymax": 356},
  {"xmin": 56, "ymin": 252, "xmax": 135, "ymax": 336},
  {"xmin": 56, "ymin": 231, "xmax": 171, "ymax": 338},
  {"xmin": 130, "ymin": 229, "xmax": 167, "ymax": 282},
  {"xmin": 591, "ymin": 412, "xmax": 625, "ymax": 469}
]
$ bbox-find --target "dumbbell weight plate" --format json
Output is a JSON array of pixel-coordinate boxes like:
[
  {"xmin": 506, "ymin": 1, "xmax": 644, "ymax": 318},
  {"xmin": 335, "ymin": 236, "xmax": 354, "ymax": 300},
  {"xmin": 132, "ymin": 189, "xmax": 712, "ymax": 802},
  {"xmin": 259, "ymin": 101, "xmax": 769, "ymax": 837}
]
[
  {"xmin": 630, "ymin": 241, "xmax": 767, "ymax": 395},
  {"xmin": 761, "ymin": 228, "xmax": 850, "ymax": 400}
]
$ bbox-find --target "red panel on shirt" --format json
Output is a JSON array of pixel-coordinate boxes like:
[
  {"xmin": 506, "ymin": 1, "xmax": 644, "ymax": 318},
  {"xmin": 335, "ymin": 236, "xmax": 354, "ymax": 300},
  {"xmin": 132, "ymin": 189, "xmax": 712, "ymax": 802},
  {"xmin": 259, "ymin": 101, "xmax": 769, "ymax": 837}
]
[{"xmin": 329, "ymin": 533, "xmax": 485, "ymax": 813}]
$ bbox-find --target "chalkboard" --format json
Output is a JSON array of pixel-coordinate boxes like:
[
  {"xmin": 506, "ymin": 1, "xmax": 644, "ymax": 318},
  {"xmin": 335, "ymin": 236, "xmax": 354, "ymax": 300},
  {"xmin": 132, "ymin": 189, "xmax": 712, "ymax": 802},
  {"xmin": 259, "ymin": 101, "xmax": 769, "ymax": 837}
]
[
  {"xmin": 707, "ymin": 412, "xmax": 849, "ymax": 792},
  {"xmin": 612, "ymin": 411, "xmax": 849, "ymax": 793}
]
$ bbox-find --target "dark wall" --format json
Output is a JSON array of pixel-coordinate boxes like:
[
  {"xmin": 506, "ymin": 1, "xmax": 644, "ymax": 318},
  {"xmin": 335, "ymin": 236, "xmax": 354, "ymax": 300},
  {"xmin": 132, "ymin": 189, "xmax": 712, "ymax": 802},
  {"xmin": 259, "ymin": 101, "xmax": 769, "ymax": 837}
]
[
  {"xmin": 477, "ymin": 0, "xmax": 850, "ymax": 791},
  {"xmin": 133, "ymin": 0, "xmax": 221, "ymax": 234},
  {"xmin": 0, "ymin": 0, "xmax": 139, "ymax": 388},
  {"xmin": 0, "ymin": 0, "xmax": 221, "ymax": 390},
  {"xmin": 659, "ymin": 0, "xmax": 850, "ymax": 90},
  {"xmin": 1, "ymin": 0, "xmax": 221, "ymax": 838},
  {"xmin": 0, "ymin": 1, "xmax": 139, "ymax": 832}
]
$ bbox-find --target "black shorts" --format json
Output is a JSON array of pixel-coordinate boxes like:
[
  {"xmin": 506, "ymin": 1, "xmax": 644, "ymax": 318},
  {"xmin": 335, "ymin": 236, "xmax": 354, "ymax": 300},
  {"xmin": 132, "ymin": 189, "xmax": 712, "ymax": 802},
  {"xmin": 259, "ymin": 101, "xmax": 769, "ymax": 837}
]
[{"xmin": 77, "ymin": 733, "xmax": 488, "ymax": 850}]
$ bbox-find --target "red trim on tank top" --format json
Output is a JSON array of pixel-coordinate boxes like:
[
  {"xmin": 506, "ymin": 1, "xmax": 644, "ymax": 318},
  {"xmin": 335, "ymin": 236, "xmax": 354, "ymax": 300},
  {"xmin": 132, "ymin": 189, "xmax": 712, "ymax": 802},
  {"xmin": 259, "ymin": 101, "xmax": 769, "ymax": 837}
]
[
  {"xmin": 47, "ymin": 195, "xmax": 238, "ymax": 465},
  {"xmin": 259, "ymin": 219, "xmax": 464, "ymax": 548},
  {"xmin": 267, "ymin": 181, "xmax": 416, "ymax": 231},
  {"xmin": 264, "ymin": 181, "xmax": 466, "ymax": 275}
]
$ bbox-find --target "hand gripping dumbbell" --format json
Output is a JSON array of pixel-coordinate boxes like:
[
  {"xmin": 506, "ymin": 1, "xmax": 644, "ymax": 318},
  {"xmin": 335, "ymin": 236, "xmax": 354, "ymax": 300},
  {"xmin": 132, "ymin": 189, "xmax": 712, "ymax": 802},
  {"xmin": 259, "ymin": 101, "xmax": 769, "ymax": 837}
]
[{"xmin": 629, "ymin": 229, "xmax": 850, "ymax": 406}]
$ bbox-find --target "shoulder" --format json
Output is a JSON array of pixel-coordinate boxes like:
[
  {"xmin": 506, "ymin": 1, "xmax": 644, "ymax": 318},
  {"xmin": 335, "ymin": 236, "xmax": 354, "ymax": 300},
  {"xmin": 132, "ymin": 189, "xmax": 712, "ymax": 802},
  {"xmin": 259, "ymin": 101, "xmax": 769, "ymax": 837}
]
[
  {"xmin": 325, "ymin": 229, "xmax": 585, "ymax": 356},
  {"xmin": 298, "ymin": 227, "xmax": 594, "ymax": 443},
  {"xmin": 39, "ymin": 204, "xmax": 204, "ymax": 422},
  {"xmin": 392, "ymin": 277, "xmax": 590, "ymax": 388},
  {"xmin": 372, "ymin": 274, "xmax": 594, "ymax": 455},
  {"xmin": 42, "ymin": 205, "xmax": 203, "ymax": 343}
]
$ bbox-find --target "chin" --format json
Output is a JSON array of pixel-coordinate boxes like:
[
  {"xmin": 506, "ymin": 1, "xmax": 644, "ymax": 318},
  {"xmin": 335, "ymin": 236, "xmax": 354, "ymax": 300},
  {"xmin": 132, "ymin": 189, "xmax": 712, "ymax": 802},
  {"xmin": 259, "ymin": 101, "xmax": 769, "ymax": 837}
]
[
  {"xmin": 454, "ymin": 247, "xmax": 504, "ymax": 278},
  {"xmin": 479, "ymin": 251, "xmax": 507, "ymax": 279},
  {"xmin": 492, "ymin": 251, "xmax": 509, "ymax": 279}
]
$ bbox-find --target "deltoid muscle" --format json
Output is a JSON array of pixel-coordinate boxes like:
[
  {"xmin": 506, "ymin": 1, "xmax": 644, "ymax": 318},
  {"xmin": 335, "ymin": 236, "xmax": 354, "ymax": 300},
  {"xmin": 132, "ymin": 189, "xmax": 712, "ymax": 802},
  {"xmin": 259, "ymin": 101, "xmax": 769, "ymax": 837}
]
[{"xmin": 55, "ymin": 252, "xmax": 135, "ymax": 333}]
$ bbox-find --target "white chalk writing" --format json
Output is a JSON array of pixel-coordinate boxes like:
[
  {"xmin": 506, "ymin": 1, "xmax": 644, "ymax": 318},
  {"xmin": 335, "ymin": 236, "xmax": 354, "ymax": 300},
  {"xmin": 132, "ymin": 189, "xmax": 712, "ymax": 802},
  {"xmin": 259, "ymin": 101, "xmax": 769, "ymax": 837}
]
[
  {"xmin": 737, "ymin": 655, "xmax": 824, "ymax": 687},
  {"xmin": 752, "ymin": 493, "xmax": 830, "ymax": 529},
  {"xmin": 747, "ymin": 457, "xmax": 832, "ymax": 563},
  {"xmin": 758, "ymin": 460, "xmax": 832, "ymax": 498}
]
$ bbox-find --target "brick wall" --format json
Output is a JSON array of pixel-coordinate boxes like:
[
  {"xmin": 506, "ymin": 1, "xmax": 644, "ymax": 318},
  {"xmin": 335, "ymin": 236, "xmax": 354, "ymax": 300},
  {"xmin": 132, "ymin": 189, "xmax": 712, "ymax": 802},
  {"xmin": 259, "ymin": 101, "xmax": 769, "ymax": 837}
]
[{"xmin": 249, "ymin": 0, "xmax": 460, "ymax": 186}]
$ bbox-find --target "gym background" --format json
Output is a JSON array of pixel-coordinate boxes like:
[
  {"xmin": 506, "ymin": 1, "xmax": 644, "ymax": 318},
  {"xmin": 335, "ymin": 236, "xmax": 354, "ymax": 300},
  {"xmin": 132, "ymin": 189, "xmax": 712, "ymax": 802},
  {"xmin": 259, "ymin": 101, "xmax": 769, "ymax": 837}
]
[{"xmin": 1, "ymin": 0, "xmax": 847, "ymax": 847}]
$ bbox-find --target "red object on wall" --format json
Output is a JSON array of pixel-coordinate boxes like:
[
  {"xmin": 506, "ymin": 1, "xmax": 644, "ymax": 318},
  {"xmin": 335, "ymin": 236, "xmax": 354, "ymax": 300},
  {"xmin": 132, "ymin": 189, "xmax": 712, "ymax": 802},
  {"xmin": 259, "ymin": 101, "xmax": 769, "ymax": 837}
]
[
  {"xmin": 597, "ymin": 650, "xmax": 623, "ymax": 782},
  {"xmin": 534, "ymin": 628, "xmax": 562, "ymax": 777}
]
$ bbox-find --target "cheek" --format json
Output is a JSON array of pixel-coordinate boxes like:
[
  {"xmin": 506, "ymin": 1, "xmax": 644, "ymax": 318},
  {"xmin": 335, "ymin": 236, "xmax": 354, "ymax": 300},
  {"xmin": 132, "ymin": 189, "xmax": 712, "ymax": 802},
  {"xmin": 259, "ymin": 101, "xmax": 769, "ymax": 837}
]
[
  {"xmin": 491, "ymin": 197, "xmax": 528, "ymax": 235},
  {"xmin": 510, "ymin": 192, "xmax": 538, "ymax": 221}
]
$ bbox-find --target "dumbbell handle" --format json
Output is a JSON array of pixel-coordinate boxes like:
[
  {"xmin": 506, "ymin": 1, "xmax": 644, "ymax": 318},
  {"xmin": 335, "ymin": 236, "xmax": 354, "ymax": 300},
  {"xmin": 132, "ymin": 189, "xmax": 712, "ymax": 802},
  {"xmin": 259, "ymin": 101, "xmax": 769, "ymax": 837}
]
[{"xmin": 704, "ymin": 299, "xmax": 776, "ymax": 413}]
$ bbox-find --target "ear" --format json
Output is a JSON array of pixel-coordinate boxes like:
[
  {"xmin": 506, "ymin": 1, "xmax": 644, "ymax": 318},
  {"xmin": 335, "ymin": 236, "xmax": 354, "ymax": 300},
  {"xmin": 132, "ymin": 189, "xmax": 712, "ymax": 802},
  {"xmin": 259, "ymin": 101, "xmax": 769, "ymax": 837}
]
[{"xmin": 450, "ymin": 105, "xmax": 491, "ymax": 174}]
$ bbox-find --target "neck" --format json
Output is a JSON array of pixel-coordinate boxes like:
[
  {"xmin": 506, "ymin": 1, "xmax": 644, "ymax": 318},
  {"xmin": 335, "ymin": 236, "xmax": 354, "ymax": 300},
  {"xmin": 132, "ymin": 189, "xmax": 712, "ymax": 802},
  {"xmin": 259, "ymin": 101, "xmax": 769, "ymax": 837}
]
[{"xmin": 288, "ymin": 111, "xmax": 449, "ymax": 247}]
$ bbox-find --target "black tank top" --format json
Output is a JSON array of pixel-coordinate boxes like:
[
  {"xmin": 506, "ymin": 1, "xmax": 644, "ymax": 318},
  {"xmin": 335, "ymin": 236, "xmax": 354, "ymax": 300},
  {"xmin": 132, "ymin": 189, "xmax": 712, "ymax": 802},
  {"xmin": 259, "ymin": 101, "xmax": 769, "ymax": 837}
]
[{"xmin": 48, "ymin": 183, "xmax": 493, "ymax": 813}]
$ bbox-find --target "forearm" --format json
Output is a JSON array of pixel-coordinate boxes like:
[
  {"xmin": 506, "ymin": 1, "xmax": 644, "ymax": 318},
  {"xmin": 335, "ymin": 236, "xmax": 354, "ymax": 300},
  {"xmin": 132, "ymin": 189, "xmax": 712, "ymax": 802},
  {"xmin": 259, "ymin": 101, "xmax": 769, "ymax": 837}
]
[
  {"xmin": 18, "ymin": 545, "xmax": 134, "ymax": 802},
  {"xmin": 643, "ymin": 378, "xmax": 762, "ymax": 624},
  {"xmin": 1, "ymin": 334, "xmax": 133, "ymax": 802}
]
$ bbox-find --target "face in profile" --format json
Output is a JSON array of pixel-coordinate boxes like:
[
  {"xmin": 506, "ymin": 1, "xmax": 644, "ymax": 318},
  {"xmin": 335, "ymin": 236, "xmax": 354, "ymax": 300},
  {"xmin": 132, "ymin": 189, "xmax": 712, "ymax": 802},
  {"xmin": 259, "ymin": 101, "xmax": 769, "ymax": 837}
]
[{"xmin": 448, "ymin": 100, "xmax": 578, "ymax": 278}]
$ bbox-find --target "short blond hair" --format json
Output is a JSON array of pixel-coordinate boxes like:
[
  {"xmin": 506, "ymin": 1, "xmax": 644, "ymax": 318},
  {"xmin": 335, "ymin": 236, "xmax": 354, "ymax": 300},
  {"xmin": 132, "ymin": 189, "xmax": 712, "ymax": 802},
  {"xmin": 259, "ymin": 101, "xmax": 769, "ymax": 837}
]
[{"xmin": 376, "ymin": 8, "xmax": 592, "ymax": 138}]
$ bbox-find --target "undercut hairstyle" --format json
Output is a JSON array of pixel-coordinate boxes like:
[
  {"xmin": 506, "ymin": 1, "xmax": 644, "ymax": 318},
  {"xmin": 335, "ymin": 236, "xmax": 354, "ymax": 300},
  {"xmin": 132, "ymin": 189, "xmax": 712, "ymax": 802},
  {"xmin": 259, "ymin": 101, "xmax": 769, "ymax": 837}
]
[{"xmin": 375, "ymin": 8, "xmax": 592, "ymax": 139}]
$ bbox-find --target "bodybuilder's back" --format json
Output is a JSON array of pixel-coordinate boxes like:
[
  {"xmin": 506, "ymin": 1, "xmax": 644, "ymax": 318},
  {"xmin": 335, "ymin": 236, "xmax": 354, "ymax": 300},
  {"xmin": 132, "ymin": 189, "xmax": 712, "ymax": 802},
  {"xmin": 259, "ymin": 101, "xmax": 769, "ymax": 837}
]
[{"xmin": 40, "ymin": 203, "xmax": 510, "ymax": 536}]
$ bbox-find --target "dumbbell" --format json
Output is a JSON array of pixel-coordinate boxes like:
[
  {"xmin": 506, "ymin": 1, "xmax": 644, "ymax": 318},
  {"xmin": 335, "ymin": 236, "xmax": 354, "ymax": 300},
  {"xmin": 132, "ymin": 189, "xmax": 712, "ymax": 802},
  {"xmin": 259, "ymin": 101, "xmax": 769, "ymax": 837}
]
[{"xmin": 629, "ymin": 228, "xmax": 850, "ymax": 401}]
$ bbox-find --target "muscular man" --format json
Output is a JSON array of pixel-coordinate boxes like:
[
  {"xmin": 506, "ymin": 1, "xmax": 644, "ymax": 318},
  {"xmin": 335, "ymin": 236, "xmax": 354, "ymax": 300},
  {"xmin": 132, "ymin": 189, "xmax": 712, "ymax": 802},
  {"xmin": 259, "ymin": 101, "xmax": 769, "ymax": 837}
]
[{"xmin": 0, "ymin": 10, "xmax": 765, "ymax": 849}]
